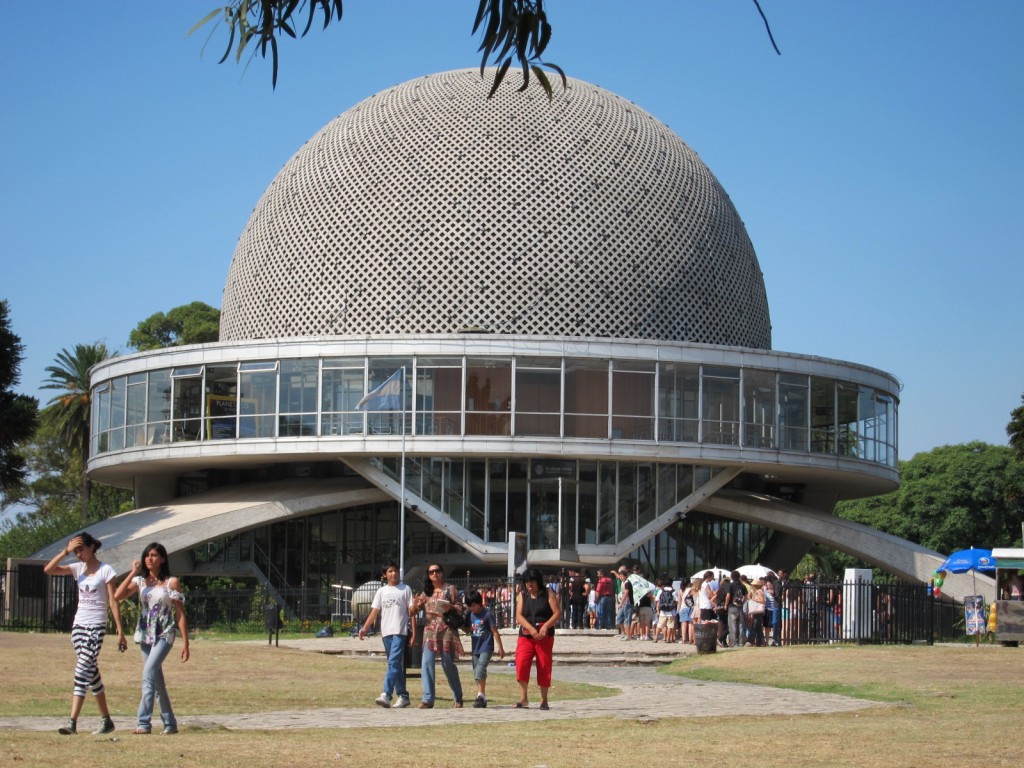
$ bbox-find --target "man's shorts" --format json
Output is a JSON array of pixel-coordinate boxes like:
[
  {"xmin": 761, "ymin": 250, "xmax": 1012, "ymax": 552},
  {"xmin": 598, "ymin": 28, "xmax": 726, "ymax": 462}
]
[
  {"xmin": 657, "ymin": 613, "xmax": 677, "ymax": 629},
  {"xmin": 616, "ymin": 605, "xmax": 634, "ymax": 626}
]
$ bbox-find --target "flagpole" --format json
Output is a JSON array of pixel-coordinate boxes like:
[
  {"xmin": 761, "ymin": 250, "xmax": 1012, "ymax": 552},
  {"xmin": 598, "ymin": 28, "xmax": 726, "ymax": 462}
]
[{"xmin": 399, "ymin": 367, "xmax": 406, "ymax": 581}]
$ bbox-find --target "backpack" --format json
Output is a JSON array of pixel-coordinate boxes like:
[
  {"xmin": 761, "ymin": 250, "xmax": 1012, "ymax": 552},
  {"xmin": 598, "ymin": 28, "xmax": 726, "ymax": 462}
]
[{"xmin": 658, "ymin": 588, "xmax": 676, "ymax": 613}]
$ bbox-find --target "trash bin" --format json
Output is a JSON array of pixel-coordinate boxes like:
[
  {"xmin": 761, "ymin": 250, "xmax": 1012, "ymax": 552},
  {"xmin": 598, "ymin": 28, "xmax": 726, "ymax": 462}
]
[
  {"xmin": 693, "ymin": 621, "xmax": 718, "ymax": 654},
  {"xmin": 264, "ymin": 603, "xmax": 283, "ymax": 647}
]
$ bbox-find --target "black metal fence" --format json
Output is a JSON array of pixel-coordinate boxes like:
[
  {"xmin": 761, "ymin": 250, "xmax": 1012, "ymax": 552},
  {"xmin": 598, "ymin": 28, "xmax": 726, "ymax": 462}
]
[
  {"xmin": 1, "ymin": 568, "xmax": 965, "ymax": 644},
  {"xmin": 0, "ymin": 566, "xmax": 76, "ymax": 632}
]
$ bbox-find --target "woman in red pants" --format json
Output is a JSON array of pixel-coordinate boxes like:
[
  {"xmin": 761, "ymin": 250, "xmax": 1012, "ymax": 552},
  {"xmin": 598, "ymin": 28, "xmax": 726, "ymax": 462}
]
[{"xmin": 514, "ymin": 567, "xmax": 562, "ymax": 710}]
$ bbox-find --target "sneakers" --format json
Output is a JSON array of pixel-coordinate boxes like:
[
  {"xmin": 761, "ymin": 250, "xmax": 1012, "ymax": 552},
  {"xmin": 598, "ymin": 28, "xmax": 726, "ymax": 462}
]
[
  {"xmin": 58, "ymin": 718, "xmax": 77, "ymax": 735},
  {"xmin": 392, "ymin": 695, "xmax": 410, "ymax": 709},
  {"xmin": 93, "ymin": 716, "xmax": 115, "ymax": 735},
  {"xmin": 161, "ymin": 727, "xmax": 178, "ymax": 735},
  {"xmin": 374, "ymin": 693, "xmax": 392, "ymax": 708},
  {"xmin": 473, "ymin": 696, "xmax": 487, "ymax": 708}
]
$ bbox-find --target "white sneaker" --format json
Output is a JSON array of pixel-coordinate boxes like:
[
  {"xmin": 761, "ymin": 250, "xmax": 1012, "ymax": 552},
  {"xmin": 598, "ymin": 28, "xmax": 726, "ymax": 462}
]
[
  {"xmin": 392, "ymin": 695, "xmax": 410, "ymax": 709},
  {"xmin": 375, "ymin": 693, "xmax": 392, "ymax": 708}
]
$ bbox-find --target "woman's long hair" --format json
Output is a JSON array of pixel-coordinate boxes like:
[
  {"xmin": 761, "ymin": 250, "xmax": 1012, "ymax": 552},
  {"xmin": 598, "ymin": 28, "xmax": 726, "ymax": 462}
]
[
  {"xmin": 522, "ymin": 568, "xmax": 546, "ymax": 595},
  {"xmin": 422, "ymin": 564, "xmax": 443, "ymax": 597},
  {"xmin": 140, "ymin": 542, "xmax": 171, "ymax": 581}
]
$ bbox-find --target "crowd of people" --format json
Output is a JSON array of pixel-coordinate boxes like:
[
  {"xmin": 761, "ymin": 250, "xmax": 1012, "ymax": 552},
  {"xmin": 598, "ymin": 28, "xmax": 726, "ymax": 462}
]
[{"xmin": 457, "ymin": 566, "xmax": 873, "ymax": 648}]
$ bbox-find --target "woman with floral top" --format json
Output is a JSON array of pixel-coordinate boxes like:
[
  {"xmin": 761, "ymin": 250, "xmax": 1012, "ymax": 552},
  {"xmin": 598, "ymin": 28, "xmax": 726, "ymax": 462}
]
[
  {"xmin": 114, "ymin": 542, "xmax": 190, "ymax": 734},
  {"xmin": 412, "ymin": 563, "xmax": 464, "ymax": 708}
]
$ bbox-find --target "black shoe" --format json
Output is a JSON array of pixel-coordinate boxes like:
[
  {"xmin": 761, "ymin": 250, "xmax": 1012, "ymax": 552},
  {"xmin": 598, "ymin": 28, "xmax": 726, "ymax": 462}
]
[{"xmin": 473, "ymin": 696, "xmax": 486, "ymax": 708}]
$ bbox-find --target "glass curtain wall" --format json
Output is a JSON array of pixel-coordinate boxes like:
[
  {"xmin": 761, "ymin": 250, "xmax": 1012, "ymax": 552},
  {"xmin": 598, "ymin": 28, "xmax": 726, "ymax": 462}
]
[{"xmin": 92, "ymin": 355, "xmax": 898, "ymax": 466}]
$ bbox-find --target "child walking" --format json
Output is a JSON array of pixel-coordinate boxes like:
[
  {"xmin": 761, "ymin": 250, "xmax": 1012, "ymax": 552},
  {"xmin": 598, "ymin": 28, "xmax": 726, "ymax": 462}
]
[
  {"xmin": 466, "ymin": 590, "xmax": 504, "ymax": 707},
  {"xmin": 358, "ymin": 561, "xmax": 414, "ymax": 708}
]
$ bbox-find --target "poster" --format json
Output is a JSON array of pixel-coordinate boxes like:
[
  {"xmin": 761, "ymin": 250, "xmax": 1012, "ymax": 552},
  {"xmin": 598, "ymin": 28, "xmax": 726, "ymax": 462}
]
[{"xmin": 964, "ymin": 595, "xmax": 985, "ymax": 636}]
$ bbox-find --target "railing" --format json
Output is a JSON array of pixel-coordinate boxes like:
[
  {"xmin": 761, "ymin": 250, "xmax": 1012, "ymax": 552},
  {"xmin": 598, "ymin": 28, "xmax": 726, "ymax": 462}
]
[
  {"xmin": 0, "ymin": 570, "xmax": 964, "ymax": 643},
  {"xmin": 0, "ymin": 567, "xmax": 75, "ymax": 632}
]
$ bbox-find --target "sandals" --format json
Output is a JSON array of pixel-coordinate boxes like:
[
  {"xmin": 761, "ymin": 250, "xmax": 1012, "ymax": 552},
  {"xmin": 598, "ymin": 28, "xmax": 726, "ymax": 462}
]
[
  {"xmin": 515, "ymin": 702, "xmax": 528, "ymax": 708},
  {"xmin": 539, "ymin": 702, "xmax": 550, "ymax": 710},
  {"xmin": 132, "ymin": 728, "xmax": 151, "ymax": 735}
]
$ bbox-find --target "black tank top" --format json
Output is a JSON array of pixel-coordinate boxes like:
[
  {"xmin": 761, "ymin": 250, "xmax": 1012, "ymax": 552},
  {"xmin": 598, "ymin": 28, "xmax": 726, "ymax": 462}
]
[{"xmin": 520, "ymin": 588, "xmax": 554, "ymax": 635}]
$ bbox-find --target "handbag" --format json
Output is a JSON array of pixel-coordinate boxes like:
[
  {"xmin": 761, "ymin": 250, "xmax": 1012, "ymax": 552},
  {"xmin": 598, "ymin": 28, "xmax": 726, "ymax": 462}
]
[
  {"xmin": 442, "ymin": 609, "xmax": 464, "ymax": 633},
  {"xmin": 747, "ymin": 599, "xmax": 765, "ymax": 615}
]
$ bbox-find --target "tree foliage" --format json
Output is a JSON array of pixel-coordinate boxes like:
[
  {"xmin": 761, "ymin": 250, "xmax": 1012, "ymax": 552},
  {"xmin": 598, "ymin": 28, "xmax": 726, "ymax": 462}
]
[
  {"xmin": 835, "ymin": 442, "xmax": 1024, "ymax": 555},
  {"xmin": 127, "ymin": 301, "xmax": 221, "ymax": 351},
  {"xmin": 1008, "ymin": 392, "xmax": 1024, "ymax": 461},
  {"xmin": 0, "ymin": 419, "xmax": 132, "ymax": 561},
  {"xmin": 0, "ymin": 300, "xmax": 39, "ymax": 494},
  {"xmin": 192, "ymin": 1, "xmax": 778, "ymax": 95}
]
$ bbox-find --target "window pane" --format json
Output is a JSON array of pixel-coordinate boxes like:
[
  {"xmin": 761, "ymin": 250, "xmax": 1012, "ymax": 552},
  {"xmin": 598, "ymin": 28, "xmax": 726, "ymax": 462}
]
[
  {"xmin": 742, "ymin": 369, "xmax": 775, "ymax": 448},
  {"xmin": 658, "ymin": 362, "xmax": 699, "ymax": 442},
  {"xmin": 612, "ymin": 366, "xmax": 654, "ymax": 439},
  {"xmin": 811, "ymin": 377, "xmax": 836, "ymax": 454},
  {"xmin": 565, "ymin": 358, "xmax": 608, "ymax": 438},
  {"xmin": 466, "ymin": 359, "xmax": 511, "ymax": 435},
  {"xmin": 779, "ymin": 373, "xmax": 809, "ymax": 451},
  {"xmin": 702, "ymin": 366, "xmax": 739, "ymax": 445},
  {"xmin": 321, "ymin": 366, "xmax": 365, "ymax": 435}
]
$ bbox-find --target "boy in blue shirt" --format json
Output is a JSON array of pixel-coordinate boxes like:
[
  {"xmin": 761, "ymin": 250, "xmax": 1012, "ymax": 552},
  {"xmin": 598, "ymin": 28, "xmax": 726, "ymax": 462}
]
[{"xmin": 466, "ymin": 590, "xmax": 505, "ymax": 707}]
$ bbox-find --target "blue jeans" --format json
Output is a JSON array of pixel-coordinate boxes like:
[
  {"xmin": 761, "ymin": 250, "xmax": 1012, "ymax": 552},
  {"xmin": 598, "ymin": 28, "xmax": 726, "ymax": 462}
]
[
  {"xmin": 420, "ymin": 644, "xmax": 463, "ymax": 704},
  {"xmin": 597, "ymin": 595, "xmax": 615, "ymax": 629},
  {"xmin": 728, "ymin": 605, "xmax": 745, "ymax": 647},
  {"xmin": 381, "ymin": 634, "xmax": 408, "ymax": 699},
  {"xmin": 138, "ymin": 638, "xmax": 176, "ymax": 731}
]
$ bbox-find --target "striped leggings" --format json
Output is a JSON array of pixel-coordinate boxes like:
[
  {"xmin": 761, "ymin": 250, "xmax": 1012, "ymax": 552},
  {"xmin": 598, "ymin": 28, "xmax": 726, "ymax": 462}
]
[{"xmin": 70, "ymin": 625, "xmax": 106, "ymax": 698}]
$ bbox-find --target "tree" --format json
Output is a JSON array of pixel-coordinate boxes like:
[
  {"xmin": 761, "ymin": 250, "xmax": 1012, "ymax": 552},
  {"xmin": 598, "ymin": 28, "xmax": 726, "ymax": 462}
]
[
  {"xmin": 128, "ymin": 301, "xmax": 221, "ymax": 351},
  {"xmin": 0, "ymin": 418, "xmax": 133, "ymax": 561},
  {"xmin": 1008, "ymin": 392, "xmax": 1024, "ymax": 461},
  {"xmin": 835, "ymin": 442, "xmax": 1024, "ymax": 555},
  {"xmin": 0, "ymin": 299, "xmax": 39, "ymax": 495},
  {"xmin": 192, "ymin": 1, "xmax": 778, "ymax": 94},
  {"xmin": 41, "ymin": 343, "xmax": 111, "ymax": 521}
]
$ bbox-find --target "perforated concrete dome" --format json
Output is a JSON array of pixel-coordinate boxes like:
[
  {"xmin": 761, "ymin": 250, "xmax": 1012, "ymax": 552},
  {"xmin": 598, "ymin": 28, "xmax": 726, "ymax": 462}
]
[{"xmin": 220, "ymin": 69, "xmax": 772, "ymax": 348}]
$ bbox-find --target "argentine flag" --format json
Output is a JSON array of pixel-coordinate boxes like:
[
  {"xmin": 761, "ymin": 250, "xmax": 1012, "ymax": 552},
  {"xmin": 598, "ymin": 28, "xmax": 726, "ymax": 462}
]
[{"xmin": 356, "ymin": 369, "xmax": 403, "ymax": 411}]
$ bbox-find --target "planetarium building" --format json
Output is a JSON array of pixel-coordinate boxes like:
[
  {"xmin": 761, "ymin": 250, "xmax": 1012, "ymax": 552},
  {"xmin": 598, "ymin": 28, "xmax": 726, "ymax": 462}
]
[{"xmin": 65, "ymin": 70, "xmax": 915, "ymax": 599}]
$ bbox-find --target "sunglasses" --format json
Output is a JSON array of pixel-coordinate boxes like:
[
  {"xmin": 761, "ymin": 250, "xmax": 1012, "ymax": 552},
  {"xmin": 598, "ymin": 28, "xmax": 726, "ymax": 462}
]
[{"xmin": 428, "ymin": 568, "xmax": 443, "ymax": 575}]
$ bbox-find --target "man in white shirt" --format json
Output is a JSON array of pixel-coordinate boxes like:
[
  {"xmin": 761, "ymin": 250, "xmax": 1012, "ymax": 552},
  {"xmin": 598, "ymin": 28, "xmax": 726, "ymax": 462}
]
[{"xmin": 359, "ymin": 561, "xmax": 414, "ymax": 708}]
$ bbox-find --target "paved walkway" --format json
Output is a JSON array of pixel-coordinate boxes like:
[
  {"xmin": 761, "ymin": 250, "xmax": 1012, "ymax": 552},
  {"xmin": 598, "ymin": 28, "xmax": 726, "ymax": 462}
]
[{"xmin": 0, "ymin": 632, "xmax": 882, "ymax": 732}]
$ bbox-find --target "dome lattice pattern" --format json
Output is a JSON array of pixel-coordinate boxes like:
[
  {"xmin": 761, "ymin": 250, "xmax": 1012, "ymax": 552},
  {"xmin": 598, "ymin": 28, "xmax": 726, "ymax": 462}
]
[{"xmin": 220, "ymin": 69, "xmax": 771, "ymax": 348}]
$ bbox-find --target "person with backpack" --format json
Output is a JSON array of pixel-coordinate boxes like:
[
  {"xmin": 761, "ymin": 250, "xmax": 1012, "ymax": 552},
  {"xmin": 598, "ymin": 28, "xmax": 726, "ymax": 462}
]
[
  {"xmin": 726, "ymin": 571, "xmax": 748, "ymax": 648},
  {"xmin": 654, "ymin": 578, "xmax": 678, "ymax": 642}
]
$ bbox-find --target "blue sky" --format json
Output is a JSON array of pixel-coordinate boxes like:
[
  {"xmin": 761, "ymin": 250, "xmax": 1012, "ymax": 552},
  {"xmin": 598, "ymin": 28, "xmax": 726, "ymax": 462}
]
[{"xmin": 2, "ymin": 1, "xmax": 1021, "ymax": 462}]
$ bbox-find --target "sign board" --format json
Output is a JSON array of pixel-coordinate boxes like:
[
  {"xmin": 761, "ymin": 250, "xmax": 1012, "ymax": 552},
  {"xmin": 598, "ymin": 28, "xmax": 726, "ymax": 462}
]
[{"xmin": 964, "ymin": 595, "xmax": 985, "ymax": 636}]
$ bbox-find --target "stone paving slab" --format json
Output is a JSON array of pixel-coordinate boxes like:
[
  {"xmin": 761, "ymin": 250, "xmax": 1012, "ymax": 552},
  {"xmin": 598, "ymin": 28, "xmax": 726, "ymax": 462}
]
[{"xmin": 0, "ymin": 632, "xmax": 884, "ymax": 732}]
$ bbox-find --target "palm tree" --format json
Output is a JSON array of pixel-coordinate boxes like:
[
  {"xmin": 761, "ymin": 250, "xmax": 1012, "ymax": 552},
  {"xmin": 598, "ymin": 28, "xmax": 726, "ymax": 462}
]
[{"xmin": 41, "ymin": 343, "xmax": 110, "ymax": 521}]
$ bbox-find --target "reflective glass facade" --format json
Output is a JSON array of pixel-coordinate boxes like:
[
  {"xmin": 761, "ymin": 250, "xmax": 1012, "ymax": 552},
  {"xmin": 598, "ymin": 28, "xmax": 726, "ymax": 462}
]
[{"xmin": 92, "ymin": 351, "xmax": 898, "ymax": 467}]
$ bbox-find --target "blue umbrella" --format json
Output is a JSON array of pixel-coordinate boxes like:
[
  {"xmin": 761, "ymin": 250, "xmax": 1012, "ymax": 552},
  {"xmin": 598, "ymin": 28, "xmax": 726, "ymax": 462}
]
[
  {"xmin": 938, "ymin": 548, "xmax": 995, "ymax": 607},
  {"xmin": 939, "ymin": 547, "xmax": 995, "ymax": 574}
]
